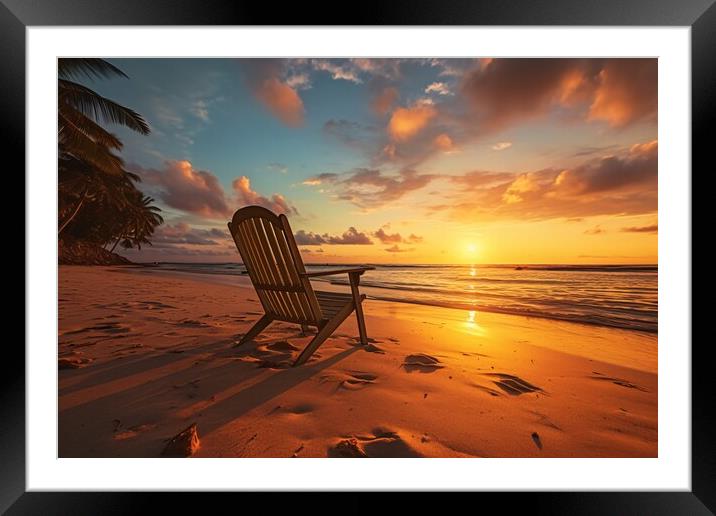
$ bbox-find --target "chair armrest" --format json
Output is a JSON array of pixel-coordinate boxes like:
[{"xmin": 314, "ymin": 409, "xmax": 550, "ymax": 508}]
[{"xmin": 300, "ymin": 266, "xmax": 374, "ymax": 278}]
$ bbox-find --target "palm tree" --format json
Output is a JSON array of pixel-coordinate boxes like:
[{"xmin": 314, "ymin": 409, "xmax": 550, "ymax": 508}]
[
  {"xmin": 58, "ymin": 58, "xmax": 153, "ymax": 234},
  {"xmin": 110, "ymin": 193, "xmax": 164, "ymax": 252},
  {"xmin": 58, "ymin": 59, "xmax": 149, "ymax": 176}
]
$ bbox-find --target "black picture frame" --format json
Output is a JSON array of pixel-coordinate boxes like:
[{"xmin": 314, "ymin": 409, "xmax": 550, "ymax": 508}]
[{"xmin": 7, "ymin": 0, "xmax": 709, "ymax": 513}]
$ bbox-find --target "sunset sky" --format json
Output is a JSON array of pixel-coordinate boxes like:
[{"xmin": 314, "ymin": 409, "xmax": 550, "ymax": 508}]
[{"xmin": 92, "ymin": 58, "xmax": 657, "ymax": 264}]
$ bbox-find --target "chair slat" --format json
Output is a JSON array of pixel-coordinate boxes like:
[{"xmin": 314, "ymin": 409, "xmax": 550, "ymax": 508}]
[
  {"xmin": 260, "ymin": 219, "xmax": 306, "ymax": 322},
  {"xmin": 279, "ymin": 215, "xmax": 324, "ymax": 322},
  {"xmin": 250, "ymin": 218, "xmax": 292, "ymax": 319},
  {"xmin": 272, "ymin": 223, "xmax": 321, "ymax": 322},
  {"xmin": 231, "ymin": 222, "xmax": 273, "ymax": 315},
  {"xmin": 238, "ymin": 220, "xmax": 278, "ymax": 316},
  {"xmin": 264, "ymin": 219, "xmax": 314, "ymax": 322}
]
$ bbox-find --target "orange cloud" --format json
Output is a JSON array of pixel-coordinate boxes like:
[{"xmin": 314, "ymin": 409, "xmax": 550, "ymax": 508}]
[
  {"xmin": 244, "ymin": 60, "xmax": 305, "ymax": 127},
  {"xmin": 621, "ymin": 224, "xmax": 658, "ymax": 233},
  {"xmin": 385, "ymin": 244, "xmax": 415, "ymax": 253},
  {"xmin": 134, "ymin": 160, "xmax": 301, "ymax": 220},
  {"xmin": 373, "ymin": 228, "xmax": 403, "ymax": 244},
  {"xmin": 462, "ymin": 58, "xmax": 657, "ymax": 133},
  {"xmin": 553, "ymin": 140, "xmax": 657, "ymax": 196},
  {"xmin": 373, "ymin": 228, "xmax": 424, "ymax": 244},
  {"xmin": 153, "ymin": 223, "xmax": 229, "ymax": 246},
  {"xmin": 431, "ymin": 141, "xmax": 658, "ymax": 221},
  {"xmin": 584, "ymin": 225, "xmax": 606, "ymax": 235},
  {"xmin": 588, "ymin": 59, "xmax": 657, "ymax": 127},
  {"xmin": 294, "ymin": 227, "xmax": 372, "ymax": 245},
  {"xmin": 371, "ymin": 87, "xmax": 399, "ymax": 116},
  {"xmin": 333, "ymin": 168, "xmax": 438, "ymax": 209},
  {"xmin": 136, "ymin": 160, "xmax": 231, "ymax": 219},
  {"xmin": 232, "ymin": 176, "xmax": 298, "ymax": 215},
  {"xmin": 630, "ymin": 140, "xmax": 658, "ymax": 155},
  {"xmin": 434, "ymin": 133, "xmax": 454, "ymax": 151},
  {"xmin": 388, "ymin": 104, "xmax": 437, "ymax": 141},
  {"xmin": 253, "ymin": 77, "xmax": 304, "ymax": 127},
  {"xmin": 502, "ymin": 172, "xmax": 542, "ymax": 204}
]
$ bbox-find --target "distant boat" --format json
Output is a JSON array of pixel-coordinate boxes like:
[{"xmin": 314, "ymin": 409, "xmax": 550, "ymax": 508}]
[{"xmin": 514, "ymin": 266, "xmax": 524, "ymax": 270}]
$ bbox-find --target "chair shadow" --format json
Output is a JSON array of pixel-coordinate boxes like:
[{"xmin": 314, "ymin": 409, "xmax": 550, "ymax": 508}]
[
  {"xmin": 58, "ymin": 340, "xmax": 360, "ymax": 457},
  {"xmin": 191, "ymin": 345, "xmax": 360, "ymax": 437},
  {"xmin": 59, "ymin": 336, "xmax": 245, "ymax": 397}
]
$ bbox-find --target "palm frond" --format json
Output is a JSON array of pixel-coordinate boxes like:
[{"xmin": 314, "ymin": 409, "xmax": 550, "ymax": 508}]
[
  {"xmin": 59, "ymin": 107, "xmax": 123, "ymax": 150},
  {"xmin": 124, "ymin": 170, "xmax": 141, "ymax": 183},
  {"xmin": 59, "ymin": 79, "xmax": 150, "ymax": 135},
  {"xmin": 59, "ymin": 134, "xmax": 125, "ymax": 176},
  {"xmin": 58, "ymin": 58, "xmax": 128, "ymax": 81}
]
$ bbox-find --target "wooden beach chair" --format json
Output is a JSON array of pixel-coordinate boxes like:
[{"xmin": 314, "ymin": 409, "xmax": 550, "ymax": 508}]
[{"xmin": 227, "ymin": 206, "xmax": 374, "ymax": 366}]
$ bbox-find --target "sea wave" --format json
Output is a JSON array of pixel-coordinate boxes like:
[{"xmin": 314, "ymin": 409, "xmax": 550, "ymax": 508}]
[{"xmin": 144, "ymin": 262, "xmax": 658, "ymax": 333}]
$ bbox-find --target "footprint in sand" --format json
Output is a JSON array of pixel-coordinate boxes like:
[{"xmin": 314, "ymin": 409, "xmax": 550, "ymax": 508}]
[
  {"xmin": 64, "ymin": 322, "xmax": 130, "ymax": 336},
  {"xmin": 528, "ymin": 410, "xmax": 563, "ymax": 431},
  {"xmin": 236, "ymin": 356, "xmax": 293, "ymax": 369},
  {"xmin": 320, "ymin": 371, "xmax": 378, "ymax": 391},
  {"xmin": 274, "ymin": 403, "xmax": 315, "ymax": 415},
  {"xmin": 267, "ymin": 340, "xmax": 300, "ymax": 352},
  {"xmin": 328, "ymin": 428, "xmax": 423, "ymax": 458},
  {"xmin": 472, "ymin": 384, "xmax": 503, "ymax": 397},
  {"xmin": 130, "ymin": 300, "xmax": 176, "ymax": 310},
  {"xmin": 462, "ymin": 351, "xmax": 490, "ymax": 358},
  {"xmin": 484, "ymin": 373, "xmax": 543, "ymax": 396},
  {"xmin": 243, "ymin": 352, "xmax": 294, "ymax": 369},
  {"xmin": 177, "ymin": 319, "xmax": 211, "ymax": 328},
  {"xmin": 58, "ymin": 357, "xmax": 93, "ymax": 370},
  {"xmin": 113, "ymin": 423, "xmax": 157, "ymax": 440},
  {"xmin": 588, "ymin": 373, "xmax": 647, "ymax": 391},
  {"xmin": 402, "ymin": 354, "xmax": 443, "ymax": 373},
  {"xmin": 242, "ymin": 340, "xmax": 301, "ymax": 369},
  {"xmin": 531, "ymin": 432, "xmax": 543, "ymax": 450}
]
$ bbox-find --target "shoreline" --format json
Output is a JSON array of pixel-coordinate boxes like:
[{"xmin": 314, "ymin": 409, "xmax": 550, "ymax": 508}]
[
  {"xmin": 59, "ymin": 266, "xmax": 657, "ymax": 458},
  {"xmin": 124, "ymin": 265, "xmax": 658, "ymax": 335}
]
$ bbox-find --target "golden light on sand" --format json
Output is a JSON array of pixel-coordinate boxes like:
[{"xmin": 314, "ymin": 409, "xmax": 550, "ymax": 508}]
[{"xmin": 463, "ymin": 309, "xmax": 487, "ymax": 336}]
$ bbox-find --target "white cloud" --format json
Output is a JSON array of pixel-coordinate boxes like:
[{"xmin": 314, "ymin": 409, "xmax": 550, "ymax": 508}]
[
  {"xmin": 425, "ymin": 82, "xmax": 452, "ymax": 95},
  {"xmin": 491, "ymin": 141, "xmax": 513, "ymax": 151},
  {"xmin": 191, "ymin": 100, "xmax": 209, "ymax": 122}
]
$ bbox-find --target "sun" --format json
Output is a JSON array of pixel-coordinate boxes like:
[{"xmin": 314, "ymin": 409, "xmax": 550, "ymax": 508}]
[{"xmin": 466, "ymin": 243, "xmax": 478, "ymax": 254}]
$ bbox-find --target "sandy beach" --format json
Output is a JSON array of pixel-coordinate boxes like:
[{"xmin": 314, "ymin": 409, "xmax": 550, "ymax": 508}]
[{"xmin": 58, "ymin": 266, "xmax": 657, "ymax": 458}]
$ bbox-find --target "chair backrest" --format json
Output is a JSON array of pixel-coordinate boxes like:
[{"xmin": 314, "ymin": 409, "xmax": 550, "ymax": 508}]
[{"xmin": 228, "ymin": 206, "xmax": 323, "ymax": 324}]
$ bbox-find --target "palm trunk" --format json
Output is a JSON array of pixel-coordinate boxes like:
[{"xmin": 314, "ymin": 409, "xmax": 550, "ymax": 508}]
[
  {"xmin": 58, "ymin": 187, "xmax": 87, "ymax": 235},
  {"xmin": 109, "ymin": 234, "xmax": 124, "ymax": 253}
]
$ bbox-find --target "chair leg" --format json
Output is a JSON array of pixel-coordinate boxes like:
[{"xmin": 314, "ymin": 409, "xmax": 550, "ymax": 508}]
[
  {"xmin": 355, "ymin": 303, "xmax": 368, "ymax": 346},
  {"xmin": 349, "ymin": 273, "xmax": 368, "ymax": 346},
  {"xmin": 235, "ymin": 314, "xmax": 272, "ymax": 347},
  {"xmin": 293, "ymin": 304, "xmax": 355, "ymax": 367}
]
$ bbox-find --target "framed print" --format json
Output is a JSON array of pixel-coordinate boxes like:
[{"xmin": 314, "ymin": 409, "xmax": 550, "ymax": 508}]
[{"xmin": 7, "ymin": 0, "xmax": 710, "ymax": 513}]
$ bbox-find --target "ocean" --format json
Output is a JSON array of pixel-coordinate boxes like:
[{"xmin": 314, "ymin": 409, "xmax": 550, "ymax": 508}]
[{"xmin": 145, "ymin": 263, "xmax": 658, "ymax": 333}]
